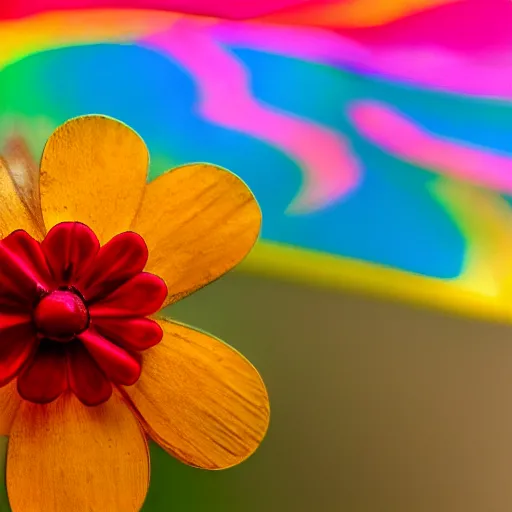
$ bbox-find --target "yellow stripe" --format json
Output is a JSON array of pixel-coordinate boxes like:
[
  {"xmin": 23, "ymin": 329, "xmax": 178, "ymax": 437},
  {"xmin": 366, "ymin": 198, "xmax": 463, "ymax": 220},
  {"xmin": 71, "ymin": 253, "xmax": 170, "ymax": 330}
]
[
  {"xmin": 238, "ymin": 241, "xmax": 512, "ymax": 324},
  {"xmin": 0, "ymin": 10, "xmax": 180, "ymax": 71}
]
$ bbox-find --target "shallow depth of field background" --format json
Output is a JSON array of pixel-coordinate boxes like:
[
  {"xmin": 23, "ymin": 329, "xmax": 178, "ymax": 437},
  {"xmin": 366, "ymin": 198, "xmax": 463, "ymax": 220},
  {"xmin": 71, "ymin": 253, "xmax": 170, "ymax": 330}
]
[{"xmin": 3, "ymin": 1, "xmax": 512, "ymax": 510}]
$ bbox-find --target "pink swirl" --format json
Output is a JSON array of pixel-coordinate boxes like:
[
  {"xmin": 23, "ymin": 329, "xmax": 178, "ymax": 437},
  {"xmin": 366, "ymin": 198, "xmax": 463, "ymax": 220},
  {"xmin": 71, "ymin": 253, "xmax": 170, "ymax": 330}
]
[
  {"xmin": 349, "ymin": 101, "xmax": 512, "ymax": 194},
  {"xmin": 141, "ymin": 21, "xmax": 361, "ymax": 213}
]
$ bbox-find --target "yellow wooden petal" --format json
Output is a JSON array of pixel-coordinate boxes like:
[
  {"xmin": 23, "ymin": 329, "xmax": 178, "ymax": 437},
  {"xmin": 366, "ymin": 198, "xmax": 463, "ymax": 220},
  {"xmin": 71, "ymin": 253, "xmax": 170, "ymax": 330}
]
[
  {"xmin": 132, "ymin": 164, "xmax": 261, "ymax": 306},
  {"xmin": 40, "ymin": 116, "xmax": 149, "ymax": 243},
  {"xmin": 122, "ymin": 318, "xmax": 270, "ymax": 470},
  {"xmin": 7, "ymin": 391, "xmax": 149, "ymax": 512},
  {"xmin": 0, "ymin": 381, "xmax": 21, "ymax": 435},
  {"xmin": 0, "ymin": 158, "xmax": 43, "ymax": 240},
  {"xmin": 2, "ymin": 134, "xmax": 45, "ymax": 230}
]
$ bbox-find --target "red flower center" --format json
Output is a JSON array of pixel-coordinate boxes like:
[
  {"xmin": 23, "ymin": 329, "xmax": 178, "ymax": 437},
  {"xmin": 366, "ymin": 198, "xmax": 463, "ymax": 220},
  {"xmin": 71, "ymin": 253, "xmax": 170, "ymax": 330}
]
[
  {"xmin": 0, "ymin": 222, "xmax": 167, "ymax": 407},
  {"xmin": 33, "ymin": 290, "xmax": 89, "ymax": 341}
]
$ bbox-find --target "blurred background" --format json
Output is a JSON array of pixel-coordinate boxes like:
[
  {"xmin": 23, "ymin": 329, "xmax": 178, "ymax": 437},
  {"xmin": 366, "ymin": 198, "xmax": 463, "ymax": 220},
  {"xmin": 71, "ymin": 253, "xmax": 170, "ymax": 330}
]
[{"xmin": 2, "ymin": 0, "xmax": 512, "ymax": 510}]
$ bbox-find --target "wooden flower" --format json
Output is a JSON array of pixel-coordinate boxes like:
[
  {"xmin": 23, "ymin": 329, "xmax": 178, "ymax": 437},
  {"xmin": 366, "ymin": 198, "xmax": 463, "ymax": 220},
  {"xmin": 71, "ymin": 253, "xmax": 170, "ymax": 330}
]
[{"xmin": 0, "ymin": 115, "xmax": 270, "ymax": 511}]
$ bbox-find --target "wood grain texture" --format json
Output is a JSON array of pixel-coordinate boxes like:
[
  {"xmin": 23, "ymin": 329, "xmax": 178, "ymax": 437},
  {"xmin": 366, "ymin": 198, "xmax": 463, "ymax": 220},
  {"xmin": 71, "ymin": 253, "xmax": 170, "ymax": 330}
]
[
  {"xmin": 131, "ymin": 163, "xmax": 261, "ymax": 307},
  {"xmin": 7, "ymin": 391, "xmax": 149, "ymax": 512},
  {"xmin": 2, "ymin": 135, "xmax": 45, "ymax": 232},
  {"xmin": 122, "ymin": 318, "xmax": 270, "ymax": 469},
  {"xmin": 40, "ymin": 115, "xmax": 149, "ymax": 244},
  {"xmin": 0, "ymin": 382, "xmax": 21, "ymax": 435},
  {"xmin": 0, "ymin": 159, "xmax": 43, "ymax": 240}
]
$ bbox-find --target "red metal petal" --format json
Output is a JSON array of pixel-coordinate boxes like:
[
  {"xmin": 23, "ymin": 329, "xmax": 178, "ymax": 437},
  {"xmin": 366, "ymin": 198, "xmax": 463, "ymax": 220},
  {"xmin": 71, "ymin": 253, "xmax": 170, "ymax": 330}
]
[
  {"xmin": 89, "ymin": 273, "xmax": 167, "ymax": 319},
  {"xmin": 0, "ymin": 316, "xmax": 37, "ymax": 386},
  {"xmin": 17, "ymin": 342, "xmax": 68, "ymax": 404},
  {"xmin": 42, "ymin": 222, "xmax": 99, "ymax": 286},
  {"xmin": 0, "ymin": 230, "xmax": 53, "ymax": 308},
  {"xmin": 79, "ymin": 328, "xmax": 141, "ymax": 386},
  {"xmin": 93, "ymin": 317, "xmax": 163, "ymax": 351},
  {"xmin": 76, "ymin": 232, "xmax": 148, "ymax": 303},
  {"xmin": 67, "ymin": 341, "xmax": 112, "ymax": 406}
]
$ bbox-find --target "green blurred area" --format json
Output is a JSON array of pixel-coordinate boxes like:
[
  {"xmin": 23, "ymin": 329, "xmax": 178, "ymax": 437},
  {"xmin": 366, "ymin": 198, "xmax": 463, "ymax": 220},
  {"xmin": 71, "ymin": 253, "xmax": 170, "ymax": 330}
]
[{"xmin": 144, "ymin": 271, "xmax": 512, "ymax": 512}]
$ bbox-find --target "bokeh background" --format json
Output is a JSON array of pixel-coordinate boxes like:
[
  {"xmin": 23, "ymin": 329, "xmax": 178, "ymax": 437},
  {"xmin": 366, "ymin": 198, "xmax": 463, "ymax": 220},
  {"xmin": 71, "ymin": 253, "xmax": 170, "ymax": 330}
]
[{"xmin": 2, "ymin": 0, "xmax": 512, "ymax": 510}]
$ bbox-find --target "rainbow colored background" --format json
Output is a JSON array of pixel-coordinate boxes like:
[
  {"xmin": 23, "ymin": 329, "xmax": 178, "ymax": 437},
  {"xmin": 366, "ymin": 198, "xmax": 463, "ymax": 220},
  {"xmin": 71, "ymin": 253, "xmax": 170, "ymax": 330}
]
[
  {"xmin": 1, "ymin": 1, "xmax": 512, "ymax": 510},
  {"xmin": 2, "ymin": 1, "xmax": 512, "ymax": 323}
]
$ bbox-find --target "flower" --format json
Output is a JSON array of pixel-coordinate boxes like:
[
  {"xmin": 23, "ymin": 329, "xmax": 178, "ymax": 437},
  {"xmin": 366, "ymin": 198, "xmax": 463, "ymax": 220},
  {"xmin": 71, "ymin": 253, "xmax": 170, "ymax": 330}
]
[
  {"xmin": 0, "ymin": 224, "xmax": 168, "ymax": 406},
  {"xmin": 0, "ymin": 115, "xmax": 270, "ymax": 511}
]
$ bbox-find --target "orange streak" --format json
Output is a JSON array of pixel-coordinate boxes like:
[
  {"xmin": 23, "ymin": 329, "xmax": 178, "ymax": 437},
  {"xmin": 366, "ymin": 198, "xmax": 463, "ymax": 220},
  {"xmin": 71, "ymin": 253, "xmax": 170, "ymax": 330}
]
[{"xmin": 261, "ymin": 0, "xmax": 461, "ymax": 28}]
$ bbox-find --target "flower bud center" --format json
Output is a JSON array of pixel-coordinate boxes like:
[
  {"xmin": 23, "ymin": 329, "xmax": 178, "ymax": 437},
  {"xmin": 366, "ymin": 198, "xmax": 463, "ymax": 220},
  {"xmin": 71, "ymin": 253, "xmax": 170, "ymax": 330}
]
[{"xmin": 34, "ymin": 290, "xmax": 89, "ymax": 341}]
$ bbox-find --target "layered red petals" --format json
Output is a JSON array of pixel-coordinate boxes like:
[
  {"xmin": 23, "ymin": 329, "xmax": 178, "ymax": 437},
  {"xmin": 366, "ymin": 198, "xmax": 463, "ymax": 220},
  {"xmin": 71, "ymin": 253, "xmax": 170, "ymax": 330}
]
[
  {"xmin": 94, "ymin": 317, "xmax": 163, "ymax": 351},
  {"xmin": 17, "ymin": 342, "xmax": 68, "ymax": 404},
  {"xmin": 0, "ymin": 318, "xmax": 37, "ymax": 387},
  {"xmin": 42, "ymin": 222, "xmax": 99, "ymax": 285},
  {"xmin": 0, "ymin": 223, "xmax": 167, "ymax": 406},
  {"xmin": 0, "ymin": 231, "xmax": 54, "ymax": 308},
  {"xmin": 79, "ymin": 329, "xmax": 141, "ymax": 386},
  {"xmin": 67, "ymin": 341, "xmax": 112, "ymax": 406},
  {"xmin": 76, "ymin": 231, "xmax": 148, "ymax": 302},
  {"xmin": 89, "ymin": 273, "xmax": 168, "ymax": 318}
]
